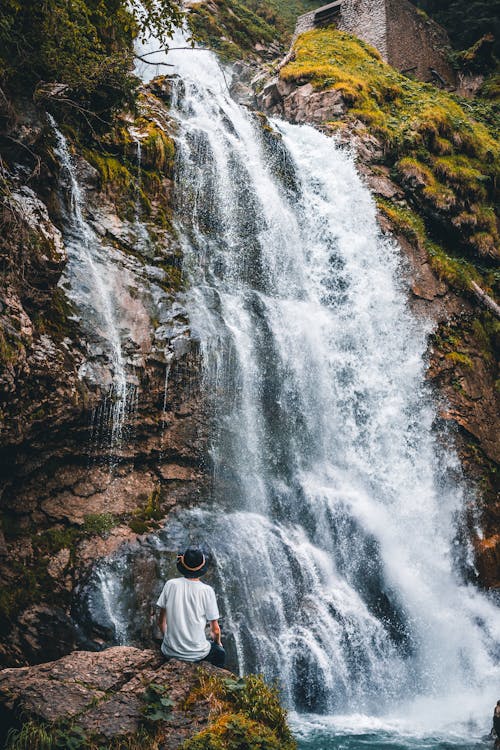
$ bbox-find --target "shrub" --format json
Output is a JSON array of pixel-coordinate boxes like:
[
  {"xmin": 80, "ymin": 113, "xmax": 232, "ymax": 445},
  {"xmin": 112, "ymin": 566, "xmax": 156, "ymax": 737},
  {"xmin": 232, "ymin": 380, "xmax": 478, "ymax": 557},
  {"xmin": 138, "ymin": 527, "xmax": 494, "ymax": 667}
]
[
  {"xmin": 182, "ymin": 673, "xmax": 296, "ymax": 750},
  {"xmin": 0, "ymin": 1, "xmax": 184, "ymax": 120}
]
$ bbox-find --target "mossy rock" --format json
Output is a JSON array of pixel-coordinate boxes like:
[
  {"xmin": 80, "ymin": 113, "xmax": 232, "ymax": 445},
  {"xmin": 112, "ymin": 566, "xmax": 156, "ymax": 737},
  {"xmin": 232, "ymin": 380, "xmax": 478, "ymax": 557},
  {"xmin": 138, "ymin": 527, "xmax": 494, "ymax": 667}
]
[
  {"xmin": 183, "ymin": 674, "xmax": 296, "ymax": 750},
  {"xmin": 281, "ymin": 28, "xmax": 499, "ymax": 261},
  {"xmin": 183, "ymin": 712, "xmax": 288, "ymax": 749},
  {"xmin": 376, "ymin": 197, "xmax": 492, "ymax": 295}
]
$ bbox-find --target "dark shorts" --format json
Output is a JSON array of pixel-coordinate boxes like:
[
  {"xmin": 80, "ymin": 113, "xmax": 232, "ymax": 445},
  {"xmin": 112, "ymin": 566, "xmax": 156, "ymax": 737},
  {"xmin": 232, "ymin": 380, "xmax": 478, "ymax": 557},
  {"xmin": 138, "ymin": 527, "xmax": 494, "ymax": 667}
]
[{"xmin": 202, "ymin": 641, "xmax": 225, "ymax": 668}]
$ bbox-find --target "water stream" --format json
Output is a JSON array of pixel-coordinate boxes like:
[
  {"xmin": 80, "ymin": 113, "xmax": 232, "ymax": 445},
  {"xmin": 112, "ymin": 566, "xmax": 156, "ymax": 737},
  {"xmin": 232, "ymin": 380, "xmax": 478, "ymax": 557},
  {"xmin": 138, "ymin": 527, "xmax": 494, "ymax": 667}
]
[
  {"xmin": 49, "ymin": 117, "xmax": 134, "ymax": 450},
  {"xmin": 90, "ymin": 36, "xmax": 500, "ymax": 747}
]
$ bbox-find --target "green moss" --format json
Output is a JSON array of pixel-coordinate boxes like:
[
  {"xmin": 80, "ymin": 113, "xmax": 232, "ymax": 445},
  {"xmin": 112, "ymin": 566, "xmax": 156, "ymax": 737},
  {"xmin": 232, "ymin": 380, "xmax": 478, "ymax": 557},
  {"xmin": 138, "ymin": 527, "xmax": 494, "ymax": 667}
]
[
  {"xmin": 445, "ymin": 351, "xmax": 474, "ymax": 369},
  {"xmin": 30, "ymin": 288, "xmax": 77, "ymax": 342},
  {"xmin": 281, "ymin": 28, "xmax": 499, "ymax": 259},
  {"xmin": 35, "ymin": 526, "xmax": 81, "ymax": 557},
  {"xmin": 134, "ymin": 118, "xmax": 176, "ymax": 174},
  {"xmin": 83, "ymin": 149, "xmax": 134, "ymax": 191},
  {"xmin": 0, "ymin": 327, "xmax": 21, "ymax": 365},
  {"xmin": 376, "ymin": 198, "xmax": 426, "ymax": 243},
  {"xmin": 183, "ymin": 674, "xmax": 295, "ymax": 750},
  {"xmin": 82, "ymin": 512, "xmax": 115, "ymax": 535},
  {"xmin": 426, "ymin": 242, "xmax": 482, "ymax": 291},
  {"xmin": 129, "ymin": 487, "xmax": 163, "ymax": 534},
  {"xmin": 433, "ymin": 155, "xmax": 488, "ymax": 198}
]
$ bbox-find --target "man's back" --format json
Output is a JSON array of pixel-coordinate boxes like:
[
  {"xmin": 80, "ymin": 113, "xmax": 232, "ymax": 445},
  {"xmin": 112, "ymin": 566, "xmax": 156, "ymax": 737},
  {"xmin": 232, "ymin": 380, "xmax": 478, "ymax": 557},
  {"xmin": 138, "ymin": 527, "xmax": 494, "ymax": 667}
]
[{"xmin": 157, "ymin": 577, "xmax": 219, "ymax": 661}]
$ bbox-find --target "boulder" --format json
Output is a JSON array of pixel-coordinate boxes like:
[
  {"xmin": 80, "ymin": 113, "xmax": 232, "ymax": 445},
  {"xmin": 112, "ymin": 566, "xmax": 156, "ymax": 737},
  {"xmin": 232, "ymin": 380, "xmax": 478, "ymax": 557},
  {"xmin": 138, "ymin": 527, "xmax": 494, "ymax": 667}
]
[{"xmin": 0, "ymin": 646, "xmax": 223, "ymax": 746}]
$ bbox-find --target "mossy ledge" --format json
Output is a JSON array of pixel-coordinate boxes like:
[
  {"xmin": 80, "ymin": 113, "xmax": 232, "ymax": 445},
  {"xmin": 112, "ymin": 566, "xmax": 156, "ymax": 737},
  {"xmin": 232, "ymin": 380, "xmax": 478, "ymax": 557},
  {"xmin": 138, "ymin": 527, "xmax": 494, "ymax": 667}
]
[{"xmin": 280, "ymin": 28, "xmax": 499, "ymax": 267}]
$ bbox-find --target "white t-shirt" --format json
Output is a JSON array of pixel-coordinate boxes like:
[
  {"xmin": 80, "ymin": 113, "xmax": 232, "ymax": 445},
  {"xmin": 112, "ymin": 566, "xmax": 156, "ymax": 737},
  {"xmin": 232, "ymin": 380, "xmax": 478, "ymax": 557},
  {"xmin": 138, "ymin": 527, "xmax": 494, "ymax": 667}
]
[{"xmin": 156, "ymin": 577, "xmax": 220, "ymax": 661}]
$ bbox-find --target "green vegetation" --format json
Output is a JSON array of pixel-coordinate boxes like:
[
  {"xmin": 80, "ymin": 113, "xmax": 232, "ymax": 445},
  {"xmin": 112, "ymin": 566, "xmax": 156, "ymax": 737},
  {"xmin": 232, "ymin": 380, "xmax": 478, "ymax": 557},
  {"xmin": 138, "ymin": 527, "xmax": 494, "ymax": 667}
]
[
  {"xmin": 4, "ymin": 676, "xmax": 294, "ymax": 750},
  {"xmin": 445, "ymin": 351, "xmax": 474, "ymax": 369},
  {"xmin": 0, "ymin": 1, "xmax": 183, "ymax": 124},
  {"xmin": 5, "ymin": 720, "xmax": 163, "ymax": 750},
  {"xmin": 411, "ymin": 0, "xmax": 500, "ymax": 64},
  {"xmin": 82, "ymin": 512, "xmax": 116, "ymax": 535},
  {"xmin": 141, "ymin": 683, "xmax": 174, "ymax": 723},
  {"xmin": 183, "ymin": 674, "xmax": 296, "ymax": 750},
  {"xmin": 281, "ymin": 29, "xmax": 499, "ymax": 265},
  {"xmin": 376, "ymin": 197, "xmax": 494, "ymax": 294},
  {"xmin": 188, "ymin": 0, "xmax": 277, "ymax": 61},
  {"xmin": 187, "ymin": 0, "xmax": 321, "ymax": 59},
  {"xmin": 0, "ymin": 512, "xmax": 118, "ymax": 625},
  {"xmin": 129, "ymin": 487, "xmax": 163, "ymax": 534}
]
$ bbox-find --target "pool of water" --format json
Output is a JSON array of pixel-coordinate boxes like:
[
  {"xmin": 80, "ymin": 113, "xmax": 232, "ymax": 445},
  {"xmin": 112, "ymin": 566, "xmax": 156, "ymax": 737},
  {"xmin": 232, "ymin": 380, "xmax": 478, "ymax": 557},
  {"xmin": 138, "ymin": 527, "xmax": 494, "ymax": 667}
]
[
  {"xmin": 292, "ymin": 713, "xmax": 494, "ymax": 750},
  {"xmin": 297, "ymin": 732, "xmax": 489, "ymax": 749}
]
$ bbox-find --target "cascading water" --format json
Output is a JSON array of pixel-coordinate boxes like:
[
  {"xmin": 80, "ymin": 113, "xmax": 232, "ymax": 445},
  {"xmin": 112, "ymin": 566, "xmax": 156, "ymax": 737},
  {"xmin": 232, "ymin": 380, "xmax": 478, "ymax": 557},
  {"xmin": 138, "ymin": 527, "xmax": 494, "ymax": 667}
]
[
  {"xmin": 97, "ymin": 36, "xmax": 500, "ymax": 746},
  {"xmin": 49, "ymin": 117, "xmax": 134, "ymax": 450}
]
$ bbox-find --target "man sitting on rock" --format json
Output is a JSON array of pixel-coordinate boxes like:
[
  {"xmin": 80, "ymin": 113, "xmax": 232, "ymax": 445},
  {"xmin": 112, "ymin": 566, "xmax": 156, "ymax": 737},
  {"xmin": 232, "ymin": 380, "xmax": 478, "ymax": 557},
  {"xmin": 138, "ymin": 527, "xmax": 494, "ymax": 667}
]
[{"xmin": 156, "ymin": 546, "xmax": 225, "ymax": 668}]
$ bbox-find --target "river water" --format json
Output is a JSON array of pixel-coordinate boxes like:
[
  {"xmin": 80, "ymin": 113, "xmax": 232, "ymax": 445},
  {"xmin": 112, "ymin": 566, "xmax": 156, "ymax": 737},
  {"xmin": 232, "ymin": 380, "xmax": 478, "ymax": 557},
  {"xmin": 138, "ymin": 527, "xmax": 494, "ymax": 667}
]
[{"xmin": 115, "ymin": 34, "xmax": 500, "ymax": 748}]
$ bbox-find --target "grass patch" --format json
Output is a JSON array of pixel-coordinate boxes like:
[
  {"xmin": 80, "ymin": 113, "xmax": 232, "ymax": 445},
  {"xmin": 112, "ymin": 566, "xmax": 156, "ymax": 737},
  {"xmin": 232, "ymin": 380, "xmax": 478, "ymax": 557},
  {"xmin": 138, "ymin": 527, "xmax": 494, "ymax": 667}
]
[
  {"xmin": 5, "ymin": 720, "xmax": 163, "ymax": 750},
  {"xmin": 183, "ymin": 673, "xmax": 296, "ymax": 750},
  {"xmin": 281, "ymin": 28, "xmax": 499, "ymax": 259}
]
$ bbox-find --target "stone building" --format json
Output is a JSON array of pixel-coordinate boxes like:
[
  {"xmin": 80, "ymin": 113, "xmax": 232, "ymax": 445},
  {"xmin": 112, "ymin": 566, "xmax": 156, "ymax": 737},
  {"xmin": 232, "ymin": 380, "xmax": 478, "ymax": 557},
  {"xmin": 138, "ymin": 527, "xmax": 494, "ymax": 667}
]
[{"xmin": 294, "ymin": 0, "xmax": 456, "ymax": 87}]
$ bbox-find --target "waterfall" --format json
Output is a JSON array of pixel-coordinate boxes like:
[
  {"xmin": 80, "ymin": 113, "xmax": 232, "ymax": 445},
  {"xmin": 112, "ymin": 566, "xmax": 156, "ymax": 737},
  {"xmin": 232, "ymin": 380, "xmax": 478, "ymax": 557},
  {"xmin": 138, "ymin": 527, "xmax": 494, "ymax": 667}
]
[
  {"xmin": 49, "ymin": 117, "xmax": 133, "ymax": 450},
  {"xmin": 110, "ymin": 37, "xmax": 499, "ymax": 736}
]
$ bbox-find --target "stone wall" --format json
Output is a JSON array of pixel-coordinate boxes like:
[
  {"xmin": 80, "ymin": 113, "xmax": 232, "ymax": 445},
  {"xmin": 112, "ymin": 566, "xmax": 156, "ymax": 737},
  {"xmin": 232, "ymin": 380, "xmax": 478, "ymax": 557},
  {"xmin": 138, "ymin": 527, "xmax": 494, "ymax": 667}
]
[
  {"xmin": 293, "ymin": 10, "xmax": 316, "ymax": 38},
  {"xmin": 338, "ymin": 0, "xmax": 388, "ymax": 60},
  {"xmin": 385, "ymin": 0, "xmax": 456, "ymax": 84},
  {"xmin": 294, "ymin": 0, "xmax": 456, "ymax": 86}
]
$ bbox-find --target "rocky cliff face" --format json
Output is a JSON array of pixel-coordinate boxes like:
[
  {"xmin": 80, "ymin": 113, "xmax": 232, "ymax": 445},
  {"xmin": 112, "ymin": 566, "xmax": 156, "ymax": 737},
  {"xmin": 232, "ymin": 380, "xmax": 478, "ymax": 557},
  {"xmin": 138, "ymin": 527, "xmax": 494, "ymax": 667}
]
[
  {"xmin": 0, "ymin": 3, "xmax": 498, "ymax": 678},
  {"xmin": 0, "ymin": 80, "xmax": 210, "ymax": 666}
]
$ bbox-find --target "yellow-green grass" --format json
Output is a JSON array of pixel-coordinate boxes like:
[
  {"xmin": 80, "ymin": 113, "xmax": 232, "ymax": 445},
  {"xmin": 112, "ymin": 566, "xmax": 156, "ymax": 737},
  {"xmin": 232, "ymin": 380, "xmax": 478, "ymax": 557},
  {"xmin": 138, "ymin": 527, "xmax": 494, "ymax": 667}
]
[{"xmin": 281, "ymin": 29, "xmax": 499, "ymax": 259}]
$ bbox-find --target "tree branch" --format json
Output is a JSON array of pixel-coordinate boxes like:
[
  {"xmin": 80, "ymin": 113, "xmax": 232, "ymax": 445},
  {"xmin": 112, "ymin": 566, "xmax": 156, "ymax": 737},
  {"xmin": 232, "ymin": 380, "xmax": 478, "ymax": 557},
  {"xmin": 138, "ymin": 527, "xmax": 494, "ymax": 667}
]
[
  {"xmin": 134, "ymin": 54, "xmax": 174, "ymax": 67},
  {"xmin": 470, "ymin": 281, "xmax": 500, "ymax": 319}
]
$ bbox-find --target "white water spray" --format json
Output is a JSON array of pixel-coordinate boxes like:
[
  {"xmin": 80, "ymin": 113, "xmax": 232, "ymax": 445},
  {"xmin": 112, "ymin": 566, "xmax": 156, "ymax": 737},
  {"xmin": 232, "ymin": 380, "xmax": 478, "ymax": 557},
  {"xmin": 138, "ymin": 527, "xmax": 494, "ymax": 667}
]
[
  {"xmin": 49, "ymin": 116, "xmax": 131, "ymax": 449},
  {"xmin": 134, "ymin": 34, "xmax": 500, "ymax": 736}
]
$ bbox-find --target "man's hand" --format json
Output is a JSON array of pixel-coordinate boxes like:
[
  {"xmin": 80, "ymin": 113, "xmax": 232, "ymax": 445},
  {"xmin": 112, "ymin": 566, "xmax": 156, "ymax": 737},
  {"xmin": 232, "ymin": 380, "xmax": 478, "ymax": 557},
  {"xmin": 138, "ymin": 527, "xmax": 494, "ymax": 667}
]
[
  {"xmin": 158, "ymin": 607, "xmax": 166, "ymax": 636},
  {"xmin": 210, "ymin": 619, "xmax": 221, "ymax": 645}
]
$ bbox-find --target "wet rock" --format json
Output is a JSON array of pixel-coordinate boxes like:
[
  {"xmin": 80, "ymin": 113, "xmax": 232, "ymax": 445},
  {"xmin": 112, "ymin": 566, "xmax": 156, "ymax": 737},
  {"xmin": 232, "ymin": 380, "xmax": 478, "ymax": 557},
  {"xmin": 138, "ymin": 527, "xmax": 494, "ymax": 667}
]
[
  {"xmin": 12, "ymin": 606, "xmax": 77, "ymax": 666},
  {"xmin": 474, "ymin": 535, "xmax": 500, "ymax": 589},
  {"xmin": 41, "ymin": 471, "xmax": 157, "ymax": 524},
  {"xmin": 77, "ymin": 525, "xmax": 138, "ymax": 567},
  {"xmin": 8, "ymin": 187, "xmax": 66, "ymax": 271},
  {"xmin": 0, "ymin": 85, "xmax": 209, "ymax": 664}
]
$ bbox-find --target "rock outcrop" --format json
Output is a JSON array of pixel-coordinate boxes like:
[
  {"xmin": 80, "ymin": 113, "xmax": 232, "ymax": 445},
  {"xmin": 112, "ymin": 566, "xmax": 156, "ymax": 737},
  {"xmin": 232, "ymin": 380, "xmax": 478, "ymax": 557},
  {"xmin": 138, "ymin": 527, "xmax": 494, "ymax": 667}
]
[
  {"xmin": 0, "ymin": 647, "xmax": 222, "ymax": 747},
  {"xmin": 0, "ymin": 80, "xmax": 210, "ymax": 666},
  {"xmin": 0, "ymin": 646, "xmax": 296, "ymax": 750}
]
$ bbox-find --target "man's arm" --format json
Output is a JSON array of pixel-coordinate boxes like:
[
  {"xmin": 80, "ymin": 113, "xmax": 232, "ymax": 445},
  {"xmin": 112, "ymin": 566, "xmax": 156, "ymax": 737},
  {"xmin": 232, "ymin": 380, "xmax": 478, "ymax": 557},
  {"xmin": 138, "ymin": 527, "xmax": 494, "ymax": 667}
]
[
  {"xmin": 210, "ymin": 619, "xmax": 221, "ymax": 645},
  {"xmin": 158, "ymin": 607, "xmax": 166, "ymax": 635}
]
